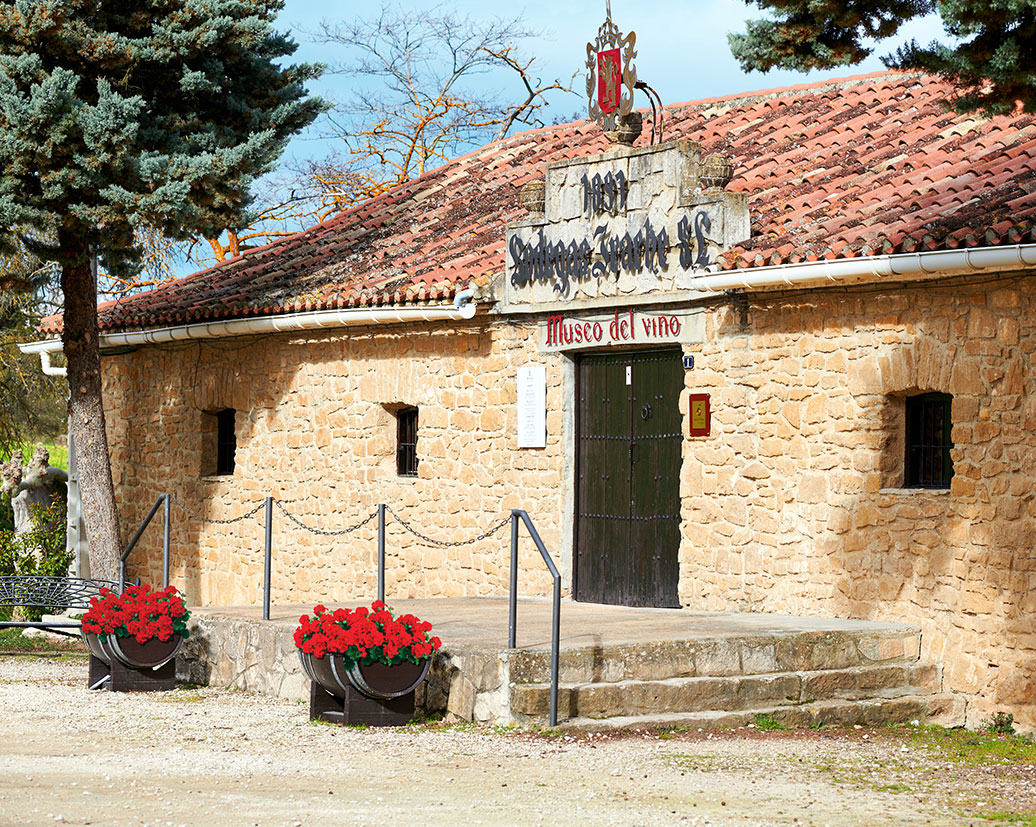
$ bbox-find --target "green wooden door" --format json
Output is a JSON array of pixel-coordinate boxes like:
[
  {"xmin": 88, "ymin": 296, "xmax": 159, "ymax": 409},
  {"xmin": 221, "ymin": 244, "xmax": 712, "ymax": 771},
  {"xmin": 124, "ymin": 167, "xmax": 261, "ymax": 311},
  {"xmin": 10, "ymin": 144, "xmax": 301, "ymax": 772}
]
[{"xmin": 575, "ymin": 349, "xmax": 683, "ymax": 607}]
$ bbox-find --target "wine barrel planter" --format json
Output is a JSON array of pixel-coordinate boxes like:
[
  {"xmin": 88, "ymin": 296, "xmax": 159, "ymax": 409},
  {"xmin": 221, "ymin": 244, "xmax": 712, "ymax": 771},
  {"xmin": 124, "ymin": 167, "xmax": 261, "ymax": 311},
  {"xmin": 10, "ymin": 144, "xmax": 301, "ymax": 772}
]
[
  {"xmin": 346, "ymin": 658, "xmax": 429, "ymax": 700},
  {"xmin": 83, "ymin": 632, "xmax": 182, "ymax": 692},
  {"xmin": 299, "ymin": 651, "xmax": 431, "ymax": 727}
]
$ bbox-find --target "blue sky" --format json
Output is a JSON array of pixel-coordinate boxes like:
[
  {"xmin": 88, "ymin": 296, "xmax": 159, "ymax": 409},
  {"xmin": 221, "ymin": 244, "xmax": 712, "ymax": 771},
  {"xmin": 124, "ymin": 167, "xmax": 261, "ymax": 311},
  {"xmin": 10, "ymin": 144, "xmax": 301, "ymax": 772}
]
[{"xmin": 272, "ymin": 0, "xmax": 947, "ymax": 169}]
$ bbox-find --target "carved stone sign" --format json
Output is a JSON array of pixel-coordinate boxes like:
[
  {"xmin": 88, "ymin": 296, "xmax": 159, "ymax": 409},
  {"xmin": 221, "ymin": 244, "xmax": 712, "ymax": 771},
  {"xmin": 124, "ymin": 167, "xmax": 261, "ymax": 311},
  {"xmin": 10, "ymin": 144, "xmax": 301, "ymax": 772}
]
[{"xmin": 500, "ymin": 140, "xmax": 750, "ymax": 314}]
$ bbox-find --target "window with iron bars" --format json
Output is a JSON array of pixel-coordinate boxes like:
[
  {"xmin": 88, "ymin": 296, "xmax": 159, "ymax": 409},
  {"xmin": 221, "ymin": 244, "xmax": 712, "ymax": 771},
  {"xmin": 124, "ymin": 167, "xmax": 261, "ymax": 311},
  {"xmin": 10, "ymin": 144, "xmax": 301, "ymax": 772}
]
[
  {"xmin": 397, "ymin": 407, "xmax": 418, "ymax": 477},
  {"xmin": 904, "ymin": 393, "xmax": 953, "ymax": 488}
]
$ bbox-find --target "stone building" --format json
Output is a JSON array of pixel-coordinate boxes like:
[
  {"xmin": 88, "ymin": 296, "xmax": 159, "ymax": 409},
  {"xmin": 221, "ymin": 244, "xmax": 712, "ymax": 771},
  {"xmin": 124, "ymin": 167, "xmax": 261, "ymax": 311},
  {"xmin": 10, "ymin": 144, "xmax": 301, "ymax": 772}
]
[{"xmin": 32, "ymin": 71, "xmax": 1036, "ymax": 726}]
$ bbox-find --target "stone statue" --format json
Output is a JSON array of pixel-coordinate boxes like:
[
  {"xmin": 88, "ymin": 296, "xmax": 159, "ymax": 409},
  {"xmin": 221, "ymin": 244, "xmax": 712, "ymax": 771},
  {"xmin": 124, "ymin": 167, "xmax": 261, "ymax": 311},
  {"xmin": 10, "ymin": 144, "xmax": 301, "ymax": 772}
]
[{"xmin": 1, "ymin": 447, "xmax": 68, "ymax": 536}]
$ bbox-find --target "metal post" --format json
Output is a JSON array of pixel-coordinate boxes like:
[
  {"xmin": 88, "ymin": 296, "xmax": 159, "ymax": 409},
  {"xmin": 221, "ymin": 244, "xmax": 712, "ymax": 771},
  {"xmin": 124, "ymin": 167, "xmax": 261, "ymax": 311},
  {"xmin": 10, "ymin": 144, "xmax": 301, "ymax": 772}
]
[
  {"xmin": 550, "ymin": 574, "xmax": 561, "ymax": 727},
  {"xmin": 119, "ymin": 494, "xmax": 165, "ymax": 589},
  {"xmin": 162, "ymin": 494, "xmax": 171, "ymax": 588},
  {"xmin": 508, "ymin": 511, "xmax": 518, "ymax": 650},
  {"xmin": 377, "ymin": 504, "xmax": 386, "ymax": 603},
  {"xmin": 263, "ymin": 496, "xmax": 273, "ymax": 621}
]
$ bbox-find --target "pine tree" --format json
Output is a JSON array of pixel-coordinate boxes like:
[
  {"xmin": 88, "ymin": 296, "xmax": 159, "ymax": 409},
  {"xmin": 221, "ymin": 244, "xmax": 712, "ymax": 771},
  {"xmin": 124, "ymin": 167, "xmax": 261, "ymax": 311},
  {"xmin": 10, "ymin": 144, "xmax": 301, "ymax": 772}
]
[
  {"xmin": 729, "ymin": 0, "xmax": 1036, "ymax": 115},
  {"xmin": 0, "ymin": 1, "xmax": 325, "ymax": 579}
]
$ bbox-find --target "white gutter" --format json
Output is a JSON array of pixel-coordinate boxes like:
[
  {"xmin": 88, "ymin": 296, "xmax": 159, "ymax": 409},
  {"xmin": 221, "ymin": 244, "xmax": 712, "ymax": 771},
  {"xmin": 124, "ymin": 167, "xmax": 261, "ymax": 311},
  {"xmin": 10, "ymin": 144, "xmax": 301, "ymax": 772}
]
[
  {"xmin": 18, "ymin": 300, "xmax": 478, "ymax": 376},
  {"xmin": 19, "ymin": 242, "xmax": 1036, "ymax": 375},
  {"xmin": 686, "ymin": 243, "xmax": 1036, "ymax": 292}
]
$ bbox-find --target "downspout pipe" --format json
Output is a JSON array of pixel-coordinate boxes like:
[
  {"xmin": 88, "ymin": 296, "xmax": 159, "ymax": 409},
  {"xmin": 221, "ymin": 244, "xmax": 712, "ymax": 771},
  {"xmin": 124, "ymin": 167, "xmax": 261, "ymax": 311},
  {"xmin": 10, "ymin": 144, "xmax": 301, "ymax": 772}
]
[
  {"xmin": 18, "ymin": 300, "xmax": 479, "ymax": 369},
  {"xmin": 453, "ymin": 287, "xmax": 475, "ymax": 308},
  {"xmin": 40, "ymin": 349, "xmax": 66, "ymax": 377}
]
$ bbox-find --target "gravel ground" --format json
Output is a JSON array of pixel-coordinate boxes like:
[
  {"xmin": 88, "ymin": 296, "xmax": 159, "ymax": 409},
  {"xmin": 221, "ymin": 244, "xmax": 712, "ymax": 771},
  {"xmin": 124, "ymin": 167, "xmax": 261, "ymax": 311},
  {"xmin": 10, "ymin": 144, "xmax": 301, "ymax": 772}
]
[{"xmin": 0, "ymin": 654, "xmax": 1032, "ymax": 826}]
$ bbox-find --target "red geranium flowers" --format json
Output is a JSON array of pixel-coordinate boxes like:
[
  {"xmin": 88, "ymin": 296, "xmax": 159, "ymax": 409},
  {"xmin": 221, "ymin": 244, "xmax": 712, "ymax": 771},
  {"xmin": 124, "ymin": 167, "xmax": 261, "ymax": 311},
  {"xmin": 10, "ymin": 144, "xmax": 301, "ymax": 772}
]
[
  {"xmin": 294, "ymin": 601, "xmax": 442, "ymax": 666},
  {"xmin": 81, "ymin": 584, "xmax": 191, "ymax": 644}
]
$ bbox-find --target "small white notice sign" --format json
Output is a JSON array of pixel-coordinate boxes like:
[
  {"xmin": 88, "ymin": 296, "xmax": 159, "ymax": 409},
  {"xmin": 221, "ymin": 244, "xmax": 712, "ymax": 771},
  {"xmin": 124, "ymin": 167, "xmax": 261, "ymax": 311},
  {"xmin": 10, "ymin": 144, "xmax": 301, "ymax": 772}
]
[{"xmin": 517, "ymin": 366, "xmax": 547, "ymax": 448}]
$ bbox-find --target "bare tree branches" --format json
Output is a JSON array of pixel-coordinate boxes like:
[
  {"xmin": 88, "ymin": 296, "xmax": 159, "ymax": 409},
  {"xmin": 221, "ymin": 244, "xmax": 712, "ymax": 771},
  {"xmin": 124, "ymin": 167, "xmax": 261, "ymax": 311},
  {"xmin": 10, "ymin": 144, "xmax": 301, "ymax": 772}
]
[
  {"xmin": 308, "ymin": 5, "xmax": 576, "ymax": 208},
  {"xmin": 190, "ymin": 5, "xmax": 576, "ymax": 266}
]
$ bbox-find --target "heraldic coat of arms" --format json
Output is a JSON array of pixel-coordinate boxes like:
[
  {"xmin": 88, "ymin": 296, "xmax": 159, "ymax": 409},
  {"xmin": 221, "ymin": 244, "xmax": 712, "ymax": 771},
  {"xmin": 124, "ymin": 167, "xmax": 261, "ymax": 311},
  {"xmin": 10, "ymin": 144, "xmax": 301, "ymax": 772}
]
[{"xmin": 586, "ymin": 7, "xmax": 638, "ymax": 134}]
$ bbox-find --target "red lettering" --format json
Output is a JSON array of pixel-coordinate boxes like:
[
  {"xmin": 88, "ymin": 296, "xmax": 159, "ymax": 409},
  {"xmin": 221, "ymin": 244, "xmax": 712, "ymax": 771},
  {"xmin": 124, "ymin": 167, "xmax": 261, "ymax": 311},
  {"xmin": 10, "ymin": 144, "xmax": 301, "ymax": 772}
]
[
  {"xmin": 658, "ymin": 316, "xmax": 669, "ymax": 336},
  {"xmin": 641, "ymin": 317, "xmax": 653, "ymax": 337},
  {"xmin": 609, "ymin": 310, "xmax": 620, "ymax": 340},
  {"xmin": 574, "ymin": 323, "xmax": 583, "ymax": 343},
  {"xmin": 592, "ymin": 322, "xmax": 603, "ymax": 341},
  {"xmin": 669, "ymin": 316, "xmax": 680, "ymax": 335},
  {"xmin": 546, "ymin": 314, "xmax": 562, "ymax": 346}
]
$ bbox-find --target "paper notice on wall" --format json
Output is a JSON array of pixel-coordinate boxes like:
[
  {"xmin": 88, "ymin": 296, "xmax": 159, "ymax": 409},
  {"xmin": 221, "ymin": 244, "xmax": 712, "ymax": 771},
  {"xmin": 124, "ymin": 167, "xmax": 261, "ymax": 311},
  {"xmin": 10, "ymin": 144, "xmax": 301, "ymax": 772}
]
[{"xmin": 517, "ymin": 366, "xmax": 547, "ymax": 448}]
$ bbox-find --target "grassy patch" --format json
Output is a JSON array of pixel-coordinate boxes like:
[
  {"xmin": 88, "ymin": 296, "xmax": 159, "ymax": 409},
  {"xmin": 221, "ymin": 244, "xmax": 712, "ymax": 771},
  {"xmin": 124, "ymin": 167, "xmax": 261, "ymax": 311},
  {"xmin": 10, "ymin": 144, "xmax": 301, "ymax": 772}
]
[
  {"xmin": 156, "ymin": 691, "xmax": 205, "ymax": 704},
  {"xmin": 900, "ymin": 725, "xmax": 1036, "ymax": 765},
  {"xmin": 975, "ymin": 812, "xmax": 1036, "ymax": 825},
  {"xmin": 0, "ymin": 627, "xmax": 86, "ymax": 655},
  {"xmin": 752, "ymin": 713, "xmax": 789, "ymax": 731},
  {"xmin": 1, "ymin": 442, "xmax": 68, "ymax": 470}
]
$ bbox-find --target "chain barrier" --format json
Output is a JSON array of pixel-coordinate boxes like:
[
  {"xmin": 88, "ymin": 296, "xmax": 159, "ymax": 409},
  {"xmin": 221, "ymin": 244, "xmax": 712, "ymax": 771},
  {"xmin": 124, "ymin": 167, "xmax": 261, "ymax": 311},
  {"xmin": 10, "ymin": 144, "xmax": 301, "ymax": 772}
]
[
  {"xmin": 169, "ymin": 496, "xmax": 508, "ymax": 543},
  {"xmin": 385, "ymin": 505, "xmax": 512, "ymax": 548},
  {"xmin": 170, "ymin": 496, "xmax": 266, "ymax": 525},
  {"xmin": 273, "ymin": 501, "xmax": 378, "ymax": 536}
]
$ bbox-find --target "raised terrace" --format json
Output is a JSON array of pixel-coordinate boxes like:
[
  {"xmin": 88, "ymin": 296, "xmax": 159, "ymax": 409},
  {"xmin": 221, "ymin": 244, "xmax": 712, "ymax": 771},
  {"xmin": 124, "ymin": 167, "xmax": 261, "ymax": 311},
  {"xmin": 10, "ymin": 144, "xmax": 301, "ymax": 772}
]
[{"xmin": 179, "ymin": 598, "xmax": 964, "ymax": 730}]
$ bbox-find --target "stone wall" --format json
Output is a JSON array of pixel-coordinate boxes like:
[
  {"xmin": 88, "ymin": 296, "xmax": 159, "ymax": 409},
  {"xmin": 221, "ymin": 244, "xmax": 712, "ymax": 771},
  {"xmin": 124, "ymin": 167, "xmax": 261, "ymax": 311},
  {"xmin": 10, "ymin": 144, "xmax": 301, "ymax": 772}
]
[
  {"xmin": 102, "ymin": 272, "xmax": 1036, "ymax": 728},
  {"xmin": 103, "ymin": 318, "xmax": 564, "ymax": 608},
  {"xmin": 678, "ymin": 275, "xmax": 1036, "ymax": 728}
]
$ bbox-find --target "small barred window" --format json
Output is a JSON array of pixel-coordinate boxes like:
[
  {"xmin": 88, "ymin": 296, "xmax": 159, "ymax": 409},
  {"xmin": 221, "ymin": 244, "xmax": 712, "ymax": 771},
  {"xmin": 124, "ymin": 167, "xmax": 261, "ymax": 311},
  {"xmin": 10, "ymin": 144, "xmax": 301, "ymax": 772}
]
[
  {"xmin": 397, "ymin": 407, "xmax": 418, "ymax": 477},
  {"xmin": 904, "ymin": 393, "xmax": 952, "ymax": 489}
]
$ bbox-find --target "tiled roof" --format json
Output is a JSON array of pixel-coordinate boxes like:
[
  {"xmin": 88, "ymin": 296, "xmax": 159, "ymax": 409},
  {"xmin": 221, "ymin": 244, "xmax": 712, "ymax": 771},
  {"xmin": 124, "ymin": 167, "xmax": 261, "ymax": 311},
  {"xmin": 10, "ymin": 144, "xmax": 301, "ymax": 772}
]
[{"xmin": 48, "ymin": 70, "xmax": 1036, "ymax": 335}]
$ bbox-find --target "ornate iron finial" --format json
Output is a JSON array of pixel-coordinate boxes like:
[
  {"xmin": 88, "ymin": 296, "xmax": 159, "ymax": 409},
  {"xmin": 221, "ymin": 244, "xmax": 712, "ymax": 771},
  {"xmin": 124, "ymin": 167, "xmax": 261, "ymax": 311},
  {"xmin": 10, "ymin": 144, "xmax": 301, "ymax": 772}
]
[{"xmin": 586, "ymin": 10, "xmax": 638, "ymax": 141}]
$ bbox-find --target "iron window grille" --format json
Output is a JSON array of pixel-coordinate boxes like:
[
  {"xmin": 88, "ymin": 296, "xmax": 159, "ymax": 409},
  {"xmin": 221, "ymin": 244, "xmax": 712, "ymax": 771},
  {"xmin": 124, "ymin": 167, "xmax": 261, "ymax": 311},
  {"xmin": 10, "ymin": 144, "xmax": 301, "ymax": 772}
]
[
  {"xmin": 216, "ymin": 409, "xmax": 236, "ymax": 476},
  {"xmin": 397, "ymin": 407, "xmax": 418, "ymax": 477},
  {"xmin": 904, "ymin": 393, "xmax": 953, "ymax": 488}
]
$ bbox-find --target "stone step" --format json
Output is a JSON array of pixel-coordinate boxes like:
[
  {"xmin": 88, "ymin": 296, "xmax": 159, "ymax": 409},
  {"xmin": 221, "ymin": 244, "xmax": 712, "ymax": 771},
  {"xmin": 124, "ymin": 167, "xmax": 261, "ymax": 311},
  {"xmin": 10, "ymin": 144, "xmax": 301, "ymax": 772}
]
[
  {"xmin": 512, "ymin": 662, "xmax": 940, "ymax": 721},
  {"xmin": 556, "ymin": 692, "xmax": 966, "ymax": 733},
  {"xmin": 508, "ymin": 627, "xmax": 921, "ymax": 685}
]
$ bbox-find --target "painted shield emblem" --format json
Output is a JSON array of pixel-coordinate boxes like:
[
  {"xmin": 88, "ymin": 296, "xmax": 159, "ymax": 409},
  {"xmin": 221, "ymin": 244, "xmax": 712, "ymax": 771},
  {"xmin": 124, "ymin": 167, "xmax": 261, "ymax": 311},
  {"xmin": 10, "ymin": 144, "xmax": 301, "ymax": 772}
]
[
  {"xmin": 586, "ymin": 16, "xmax": 637, "ymax": 132},
  {"xmin": 597, "ymin": 48, "xmax": 621, "ymax": 114}
]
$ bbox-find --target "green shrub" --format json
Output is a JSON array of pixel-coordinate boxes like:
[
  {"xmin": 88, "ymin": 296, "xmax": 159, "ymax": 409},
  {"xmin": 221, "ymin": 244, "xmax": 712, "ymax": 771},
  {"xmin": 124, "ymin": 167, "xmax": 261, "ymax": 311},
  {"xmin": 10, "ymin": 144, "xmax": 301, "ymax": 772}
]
[
  {"xmin": 0, "ymin": 495, "xmax": 71, "ymax": 622},
  {"xmin": 981, "ymin": 711, "xmax": 1016, "ymax": 735}
]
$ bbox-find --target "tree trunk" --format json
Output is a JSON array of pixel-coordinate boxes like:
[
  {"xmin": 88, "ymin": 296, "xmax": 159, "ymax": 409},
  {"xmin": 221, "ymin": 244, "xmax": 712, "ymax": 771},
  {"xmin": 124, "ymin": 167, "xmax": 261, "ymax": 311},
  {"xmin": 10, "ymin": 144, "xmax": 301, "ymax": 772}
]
[{"xmin": 59, "ymin": 228, "xmax": 122, "ymax": 582}]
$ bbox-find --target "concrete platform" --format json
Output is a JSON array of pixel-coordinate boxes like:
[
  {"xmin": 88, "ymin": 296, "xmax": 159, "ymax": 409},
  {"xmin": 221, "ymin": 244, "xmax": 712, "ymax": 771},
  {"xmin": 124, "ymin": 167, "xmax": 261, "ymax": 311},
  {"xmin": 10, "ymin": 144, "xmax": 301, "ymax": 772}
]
[{"xmin": 177, "ymin": 597, "xmax": 964, "ymax": 729}]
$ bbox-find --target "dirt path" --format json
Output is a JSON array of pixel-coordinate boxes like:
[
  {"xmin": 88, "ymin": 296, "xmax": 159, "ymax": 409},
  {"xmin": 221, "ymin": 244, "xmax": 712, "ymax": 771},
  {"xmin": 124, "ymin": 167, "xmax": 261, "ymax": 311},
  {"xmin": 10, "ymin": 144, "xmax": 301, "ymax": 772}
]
[{"xmin": 0, "ymin": 655, "xmax": 1031, "ymax": 826}]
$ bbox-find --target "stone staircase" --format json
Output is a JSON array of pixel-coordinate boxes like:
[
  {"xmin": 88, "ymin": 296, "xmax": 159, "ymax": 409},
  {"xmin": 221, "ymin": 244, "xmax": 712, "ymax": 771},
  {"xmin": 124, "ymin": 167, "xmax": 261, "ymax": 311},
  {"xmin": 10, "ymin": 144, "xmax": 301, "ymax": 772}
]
[{"xmin": 506, "ymin": 627, "xmax": 964, "ymax": 731}]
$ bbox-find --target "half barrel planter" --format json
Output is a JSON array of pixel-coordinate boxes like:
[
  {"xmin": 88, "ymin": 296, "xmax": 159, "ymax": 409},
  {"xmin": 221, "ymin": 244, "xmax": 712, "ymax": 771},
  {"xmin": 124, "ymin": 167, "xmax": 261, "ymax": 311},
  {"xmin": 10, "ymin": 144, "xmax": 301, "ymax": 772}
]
[
  {"xmin": 83, "ymin": 632, "xmax": 182, "ymax": 692},
  {"xmin": 299, "ymin": 651, "xmax": 430, "ymax": 726}
]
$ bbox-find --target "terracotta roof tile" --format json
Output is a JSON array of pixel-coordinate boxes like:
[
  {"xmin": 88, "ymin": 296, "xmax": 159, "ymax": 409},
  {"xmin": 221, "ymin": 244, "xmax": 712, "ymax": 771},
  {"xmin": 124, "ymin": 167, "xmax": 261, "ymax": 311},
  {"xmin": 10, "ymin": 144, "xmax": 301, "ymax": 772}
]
[{"xmin": 43, "ymin": 70, "xmax": 1036, "ymax": 335}]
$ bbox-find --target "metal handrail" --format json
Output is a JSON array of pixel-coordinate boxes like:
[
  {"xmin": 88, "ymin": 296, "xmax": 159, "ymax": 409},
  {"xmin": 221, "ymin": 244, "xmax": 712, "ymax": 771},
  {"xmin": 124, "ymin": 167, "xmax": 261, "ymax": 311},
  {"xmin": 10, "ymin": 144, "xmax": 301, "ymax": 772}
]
[
  {"xmin": 508, "ymin": 509, "xmax": 561, "ymax": 727},
  {"xmin": 121, "ymin": 495, "xmax": 561, "ymax": 727},
  {"xmin": 119, "ymin": 494, "xmax": 170, "ymax": 587},
  {"xmin": 377, "ymin": 503, "xmax": 386, "ymax": 603}
]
